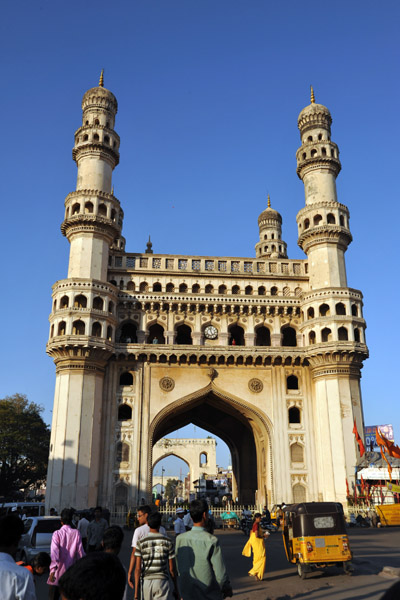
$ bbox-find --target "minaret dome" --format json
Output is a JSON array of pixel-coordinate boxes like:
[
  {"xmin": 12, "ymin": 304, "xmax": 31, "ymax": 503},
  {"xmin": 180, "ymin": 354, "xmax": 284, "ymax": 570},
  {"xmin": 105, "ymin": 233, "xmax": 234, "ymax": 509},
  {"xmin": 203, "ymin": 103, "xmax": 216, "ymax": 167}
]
[{"xmin": 255, "ymin": 195, "xmax": 287, "ymax": 258}]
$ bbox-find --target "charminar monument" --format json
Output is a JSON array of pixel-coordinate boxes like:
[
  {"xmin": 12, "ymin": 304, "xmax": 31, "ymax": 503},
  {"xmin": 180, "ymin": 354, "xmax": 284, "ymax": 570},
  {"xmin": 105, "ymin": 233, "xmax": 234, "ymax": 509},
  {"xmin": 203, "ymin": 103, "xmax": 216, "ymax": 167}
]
[{"xmin": 45, "ymin": 75, "xmax": 368, "ymax": 512}]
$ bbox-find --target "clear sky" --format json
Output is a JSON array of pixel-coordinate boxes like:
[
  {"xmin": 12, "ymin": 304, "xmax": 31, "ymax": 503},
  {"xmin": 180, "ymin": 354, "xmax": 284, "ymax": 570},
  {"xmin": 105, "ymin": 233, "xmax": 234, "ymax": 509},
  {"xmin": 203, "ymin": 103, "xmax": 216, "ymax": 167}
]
[{"xmin": 1, "ymin": 1, "xmax": 399, "ymax": 475}]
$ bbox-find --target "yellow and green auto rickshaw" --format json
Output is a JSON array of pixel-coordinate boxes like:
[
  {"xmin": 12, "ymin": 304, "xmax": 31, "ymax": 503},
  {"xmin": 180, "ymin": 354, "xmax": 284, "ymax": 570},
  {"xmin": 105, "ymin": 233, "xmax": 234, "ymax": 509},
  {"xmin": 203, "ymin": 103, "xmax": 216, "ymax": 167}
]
[{"xmin": 282, "ymin": 502, "xmax": 352, "ymax": 578}]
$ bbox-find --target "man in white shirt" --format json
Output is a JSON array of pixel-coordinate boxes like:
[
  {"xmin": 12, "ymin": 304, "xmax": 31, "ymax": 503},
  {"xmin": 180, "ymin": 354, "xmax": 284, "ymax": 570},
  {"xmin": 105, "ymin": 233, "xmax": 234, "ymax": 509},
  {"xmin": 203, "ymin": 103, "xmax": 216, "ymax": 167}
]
[
  {"xmin": 0, "ymin": 514, "xmax": 37, "ymax": 600},
  {"xmin": 77, "ymin": 513, "xmax": 90, "ymax": 551},
  {"xmin": 174, "ymin": 508, "xmax": 186, "ymax": 536},
  {"xmin": 183, "ymin": 509, "xmax": 193, "ymax": 531},
  {"xmin": 127, "ymin": 505, "xmax": 166, "ymax": 589}
]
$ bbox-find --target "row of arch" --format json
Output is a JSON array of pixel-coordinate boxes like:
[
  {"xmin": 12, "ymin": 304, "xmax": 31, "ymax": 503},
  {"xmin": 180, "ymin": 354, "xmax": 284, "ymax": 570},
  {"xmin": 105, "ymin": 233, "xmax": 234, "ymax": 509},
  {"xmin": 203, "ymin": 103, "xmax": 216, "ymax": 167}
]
[
  {"xmin": 305, "ymin": 302, "xmax": 358, "ymax": 318},
  {"xmin": 302, "ymin": 133, "xmax": 330, "ymax": 143},
  {"xmin": 299, "ymin": 145, "xmax": 337, "ymax": 161},
  {"xmin": 76, "ymin": 130, "xmax": 118, "ymax": 149},
  {"xmin": 53, "ymin": 320, "xmax": 113, "ymax": 340},
  {"xmin": 308, "ymin": 326, "xmax": 362, "ymax": 344},
  {"xmin": 54, "ymin": 294, "xmax": 114, "ymax": 312},
  {"xmin": 299, "ymin": 213, "xmax": 346, "ymax": 231},
  {"xmin": 52, "ymin": 317, "xmax": 364, "ymax": 347},
  {"xmin": 118, "ymin": 322, "xmax": 298, "ymax": 347},
  {"xmin": 112, "ymin": 281, "xmax": 303, "ymax": 297},
  {"xmin": 66, "ymin": 202, "xmax": 120, "ymax": 222}
]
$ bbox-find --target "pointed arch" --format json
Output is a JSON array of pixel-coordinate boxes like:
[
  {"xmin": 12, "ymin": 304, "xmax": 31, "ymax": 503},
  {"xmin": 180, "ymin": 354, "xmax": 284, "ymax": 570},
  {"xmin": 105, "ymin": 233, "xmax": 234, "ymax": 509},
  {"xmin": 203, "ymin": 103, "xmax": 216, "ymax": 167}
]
[{"xmin": 148, "ymin": 382, "xmax": 274, "ymax": 505}]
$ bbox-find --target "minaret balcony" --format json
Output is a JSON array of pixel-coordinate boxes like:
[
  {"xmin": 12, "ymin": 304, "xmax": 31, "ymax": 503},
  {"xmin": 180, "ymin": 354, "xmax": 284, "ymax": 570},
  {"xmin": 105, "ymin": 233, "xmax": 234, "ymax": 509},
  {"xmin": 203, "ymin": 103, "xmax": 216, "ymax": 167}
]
[
  {"xmin": 72, "ymin": 142, "xmax": 120, "ymax": 167},
  {"xmin": 297, "ymin": 225, "xmax": 352, "ymax": 254},
  {"xmin": 61, "ymin": 213, "xmax": 121, "ymax": 239}
]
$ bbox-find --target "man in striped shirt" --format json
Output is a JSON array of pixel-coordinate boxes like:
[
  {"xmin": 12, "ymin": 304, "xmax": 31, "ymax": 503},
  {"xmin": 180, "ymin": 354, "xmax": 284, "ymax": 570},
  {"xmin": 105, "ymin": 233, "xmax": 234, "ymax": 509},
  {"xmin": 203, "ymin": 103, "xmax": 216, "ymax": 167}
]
[{"xmin": 134, "ymin": 512, "xmax": 179, "ymax": 600}]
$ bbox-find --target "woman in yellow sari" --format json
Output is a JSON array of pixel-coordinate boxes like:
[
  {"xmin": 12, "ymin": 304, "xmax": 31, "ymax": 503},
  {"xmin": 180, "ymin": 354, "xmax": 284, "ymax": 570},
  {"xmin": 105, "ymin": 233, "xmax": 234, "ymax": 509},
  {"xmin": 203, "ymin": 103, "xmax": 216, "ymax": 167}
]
[{"xmin": 242, "ymin": 513, "xmax": 269, "ymax": 581}]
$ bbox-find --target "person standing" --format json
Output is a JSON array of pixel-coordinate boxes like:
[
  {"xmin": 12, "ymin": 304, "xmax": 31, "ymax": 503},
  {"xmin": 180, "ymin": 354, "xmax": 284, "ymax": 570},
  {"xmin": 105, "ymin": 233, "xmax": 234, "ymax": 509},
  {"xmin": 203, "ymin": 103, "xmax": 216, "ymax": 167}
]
[
  {"xmin": 77, "ymin": 513, "xmax": 90, "ymax": 551},
  {"xmin": 242, "ymin": 512, "xmax": 269, "ymax": 581},
  {"xmin": 102, "ymin": 525, "xmax": 129, "ymax": 600},
  {"xmin": 183, "ymin": 510, "xmax": 193, "ymax": 531},
  {"xmin": 174, "ymin": 509, "xmax": 186, "ymax": 536},
  {"xmin": 175, "ymin": 499, "xmax": 232, "ymax": 600},
  {"xmin": 0, "ymin": 514, "xmax": 37, "ymax": 600},
  {"xmin": 87, "ymin": 506, "xmax": 108, "ymax": 552},
  {"xmin": 127, "ymin": 505, "xmax": 166, "ymax": 590},
  {"xmin": 134, "ymin": 512, "xmax": 179, "ymax": 600},
  {"xmin": 48, "ymin": 507, "xmax": 85, "ymax": 600},
  {"xmin": 58, "ymin": 553, "xmax": 126, "ymax": 600}
]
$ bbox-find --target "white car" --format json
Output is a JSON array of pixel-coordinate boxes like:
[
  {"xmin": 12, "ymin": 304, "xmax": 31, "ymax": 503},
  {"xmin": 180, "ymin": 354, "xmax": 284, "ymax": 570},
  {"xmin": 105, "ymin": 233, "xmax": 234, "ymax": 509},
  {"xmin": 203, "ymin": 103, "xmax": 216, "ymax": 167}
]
[{"xmin": 17, "ymin": 516, "xmax": 61, "ymax": 563}]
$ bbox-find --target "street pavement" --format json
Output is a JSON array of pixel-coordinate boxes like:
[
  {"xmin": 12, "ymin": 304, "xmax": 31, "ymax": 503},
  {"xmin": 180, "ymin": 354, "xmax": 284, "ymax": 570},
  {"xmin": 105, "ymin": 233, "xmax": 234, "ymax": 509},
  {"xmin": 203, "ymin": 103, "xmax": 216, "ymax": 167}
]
[{"xmin": 35, "ymin": 525, "xmax": 400, "ymax": 600}]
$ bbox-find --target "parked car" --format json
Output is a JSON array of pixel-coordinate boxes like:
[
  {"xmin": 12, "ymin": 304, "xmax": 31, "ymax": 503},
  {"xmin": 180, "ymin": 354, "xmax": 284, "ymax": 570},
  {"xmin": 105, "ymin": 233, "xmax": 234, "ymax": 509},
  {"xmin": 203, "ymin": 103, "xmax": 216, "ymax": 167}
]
[
  {"xmin": 0, "ymin": 502, "xmax": 45, "ymax": 517},
  {"xmin": 17, "ymin": 516, "xmax": 61, "ymax": 563}
]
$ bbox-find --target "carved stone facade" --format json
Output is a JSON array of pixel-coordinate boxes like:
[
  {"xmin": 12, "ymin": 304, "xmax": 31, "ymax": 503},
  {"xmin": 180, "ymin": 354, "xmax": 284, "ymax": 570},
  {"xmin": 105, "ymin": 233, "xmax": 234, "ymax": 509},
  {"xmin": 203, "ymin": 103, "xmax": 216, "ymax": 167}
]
[{"xmin": 45, "ymin": 79, "xmax": 368, "ymax": 512}]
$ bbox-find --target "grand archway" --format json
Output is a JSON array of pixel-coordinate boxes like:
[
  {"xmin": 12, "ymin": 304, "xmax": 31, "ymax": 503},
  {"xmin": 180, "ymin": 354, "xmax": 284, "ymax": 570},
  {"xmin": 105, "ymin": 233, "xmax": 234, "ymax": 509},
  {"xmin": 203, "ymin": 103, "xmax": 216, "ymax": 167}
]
[{"xmin": 148, "ymin": 382, "xmax": 273, "ymax": 505}]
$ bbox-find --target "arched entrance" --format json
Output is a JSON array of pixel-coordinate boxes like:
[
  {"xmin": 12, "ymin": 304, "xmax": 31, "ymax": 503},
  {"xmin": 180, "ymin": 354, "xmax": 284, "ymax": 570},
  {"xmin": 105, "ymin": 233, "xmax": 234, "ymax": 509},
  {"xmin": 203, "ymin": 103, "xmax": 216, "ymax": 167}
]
[
  {"xmin": 152, "ymin": 438, "xmax": 217, "ymax": 499},
  {"xmin": 148, "ymin": 382, "xmax": 273, "ymax": 505}
]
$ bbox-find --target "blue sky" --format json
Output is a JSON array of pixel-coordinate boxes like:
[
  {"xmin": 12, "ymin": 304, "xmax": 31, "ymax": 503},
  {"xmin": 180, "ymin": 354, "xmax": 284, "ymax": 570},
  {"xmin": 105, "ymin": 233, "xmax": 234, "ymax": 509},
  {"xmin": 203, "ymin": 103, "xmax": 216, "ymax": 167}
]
[{"xmin": 1, "ymin": 1, "xmax": 399, "ymax": 474}]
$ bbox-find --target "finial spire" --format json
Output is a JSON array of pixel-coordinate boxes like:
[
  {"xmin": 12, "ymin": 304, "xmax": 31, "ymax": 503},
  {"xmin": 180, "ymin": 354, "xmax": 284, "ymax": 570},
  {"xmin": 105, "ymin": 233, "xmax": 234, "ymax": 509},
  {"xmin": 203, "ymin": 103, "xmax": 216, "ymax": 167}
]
[
  {"xmin": 111, "ymin": 185, "xmax": 114, "ymax": 195},
  {"xmin": 267, "ymin": 194, "xmax": 271, "ymax": 208},
  {"xmin": 99, "ymin": 69, "xmax": 104, "ymax": 87},
  {"xmin": 145, "ymin": 235, "xmax": 153, "ymax": 254},
  {"xmin": 310, "ymin": 85, "xmax": 315, "ymax": 104}
]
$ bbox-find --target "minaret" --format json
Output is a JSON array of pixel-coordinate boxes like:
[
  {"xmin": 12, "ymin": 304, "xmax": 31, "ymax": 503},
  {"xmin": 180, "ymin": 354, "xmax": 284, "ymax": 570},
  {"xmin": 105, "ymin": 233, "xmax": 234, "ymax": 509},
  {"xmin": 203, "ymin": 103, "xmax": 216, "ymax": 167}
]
[
  {"xmin": 296, "ymin": 87, "xmax": 352, "ymax": 289},
  {"xmin": 296, "ymin": 88, "xmax": 368, "ymax": 505},
  {"xmin": 255, "ymin": 195, "xmax": 287, "ymax": 258},
  {"xmin": 46, "ymin": 73, "xmax": 122, "ymax": 510}
]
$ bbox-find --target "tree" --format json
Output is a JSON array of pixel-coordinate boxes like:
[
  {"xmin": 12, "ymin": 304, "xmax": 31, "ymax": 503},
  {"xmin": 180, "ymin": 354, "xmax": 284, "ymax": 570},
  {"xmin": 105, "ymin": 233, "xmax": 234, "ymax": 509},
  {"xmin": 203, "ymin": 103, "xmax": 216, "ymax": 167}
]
[
  {"xmin": 0, "ymin": 394, "xmax": 50, "ymax": 499},
  {"xmin": 165, "ymin": 478, "xmax": 180, "ymax": 502}
]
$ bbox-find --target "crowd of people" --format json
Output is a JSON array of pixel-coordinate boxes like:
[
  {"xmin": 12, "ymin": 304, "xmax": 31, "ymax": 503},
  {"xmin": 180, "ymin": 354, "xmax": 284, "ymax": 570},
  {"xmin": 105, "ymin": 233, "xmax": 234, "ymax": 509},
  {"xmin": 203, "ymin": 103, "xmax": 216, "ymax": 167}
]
[
  {"xmin": 0, "ymin": 499, "xmax": 233, "ymax": 600},
  {"xmin": 1, "ymin": 499, "xmax": 398, "ymax": 600}
]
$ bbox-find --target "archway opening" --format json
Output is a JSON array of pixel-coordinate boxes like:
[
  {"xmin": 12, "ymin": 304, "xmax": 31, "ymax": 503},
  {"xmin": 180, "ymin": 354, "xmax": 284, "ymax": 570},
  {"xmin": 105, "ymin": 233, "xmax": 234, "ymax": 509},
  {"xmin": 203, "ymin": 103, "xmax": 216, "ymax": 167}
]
[
  {"xmin": 148, "ymin": 323, "xmax": 166, "ymax": 344},
  {"xmin": 151, "ymin": 390, "xmax": 270, "ymax": 505},
  {"xmin": 152, "ymin": 455, "xmax": 190, "ymax": 504},
  {"xmin": 118, "ymin": 322, "xmax": 137, "ymax": 343}
]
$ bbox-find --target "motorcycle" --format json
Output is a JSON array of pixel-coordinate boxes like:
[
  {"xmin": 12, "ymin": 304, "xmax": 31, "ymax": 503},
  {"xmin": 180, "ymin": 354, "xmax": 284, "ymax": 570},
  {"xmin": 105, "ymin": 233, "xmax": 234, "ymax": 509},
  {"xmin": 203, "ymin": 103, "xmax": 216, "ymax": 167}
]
[{"xmin": 240, "ymin": 516, "xmax": 253, "ymax": 536}]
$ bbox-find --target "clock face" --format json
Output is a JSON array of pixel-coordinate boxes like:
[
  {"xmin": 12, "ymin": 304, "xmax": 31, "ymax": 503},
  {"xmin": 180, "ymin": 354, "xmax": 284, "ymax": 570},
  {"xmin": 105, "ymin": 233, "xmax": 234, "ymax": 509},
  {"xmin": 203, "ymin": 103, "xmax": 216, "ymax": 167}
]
[{"xmin": 204, "ymin": 325, "xmax": 218, "ymax": 340}]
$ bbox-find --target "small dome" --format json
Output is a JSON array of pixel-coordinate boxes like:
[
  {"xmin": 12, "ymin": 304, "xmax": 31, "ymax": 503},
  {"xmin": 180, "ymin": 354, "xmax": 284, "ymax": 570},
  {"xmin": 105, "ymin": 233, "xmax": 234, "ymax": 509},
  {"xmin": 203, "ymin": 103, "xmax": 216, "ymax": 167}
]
[
  {"xmin": 298, "ymin": 102, "xmax": 331, "ymax": 123},
  {"xmin": 298, "ymin": 101, "xmax": 332, "ymax": 134},
  {"xmin": 258, "ymin": 197, "xmax": 282, "ymax": 225},
  {"xmin": 82, "ymin": 75, "xmax": 118, "ymax": 114}
]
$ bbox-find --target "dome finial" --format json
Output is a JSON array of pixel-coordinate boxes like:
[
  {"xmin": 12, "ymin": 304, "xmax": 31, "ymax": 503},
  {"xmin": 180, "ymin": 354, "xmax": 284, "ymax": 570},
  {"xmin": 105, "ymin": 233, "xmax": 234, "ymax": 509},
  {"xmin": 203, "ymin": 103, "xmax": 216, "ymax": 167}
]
[
  {"xmin": 310, "ymin": 85, "xmax": 315, "ymax": 104},
  {"xmin": 99, "ymin": 69, "xmax": 104, "ymax": 87},
  {"xmin": 145, "ymin": 235, "xmax": 153, "ymax": 254},
  {"xmin": 267, "ymin": 194, "xmax": 271, "ymax": 208}
]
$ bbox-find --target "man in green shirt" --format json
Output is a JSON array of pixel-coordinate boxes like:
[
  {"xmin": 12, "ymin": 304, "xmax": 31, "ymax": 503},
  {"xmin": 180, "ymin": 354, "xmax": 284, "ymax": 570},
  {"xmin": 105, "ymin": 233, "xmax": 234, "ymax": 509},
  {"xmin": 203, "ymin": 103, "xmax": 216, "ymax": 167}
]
[{"xmin": 175, "ymin": 499, "xmax": 233, "ymax": 600}]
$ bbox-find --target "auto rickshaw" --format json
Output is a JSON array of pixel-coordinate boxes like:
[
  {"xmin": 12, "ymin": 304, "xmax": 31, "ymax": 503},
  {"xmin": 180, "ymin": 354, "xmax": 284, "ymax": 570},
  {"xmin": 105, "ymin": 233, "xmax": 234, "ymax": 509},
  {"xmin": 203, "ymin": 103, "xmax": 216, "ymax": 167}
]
[{"xmin": 282, "ymin": 502, "xmax": 352, "ymax": 578}]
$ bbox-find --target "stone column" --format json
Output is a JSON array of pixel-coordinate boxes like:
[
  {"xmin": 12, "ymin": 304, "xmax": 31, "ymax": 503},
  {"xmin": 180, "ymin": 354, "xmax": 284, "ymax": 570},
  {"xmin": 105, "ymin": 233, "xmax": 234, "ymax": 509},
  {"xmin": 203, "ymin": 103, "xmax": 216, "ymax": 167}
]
[{"xmin": 46, "ymin": 356, "xmax": 107, "ymax": 511}]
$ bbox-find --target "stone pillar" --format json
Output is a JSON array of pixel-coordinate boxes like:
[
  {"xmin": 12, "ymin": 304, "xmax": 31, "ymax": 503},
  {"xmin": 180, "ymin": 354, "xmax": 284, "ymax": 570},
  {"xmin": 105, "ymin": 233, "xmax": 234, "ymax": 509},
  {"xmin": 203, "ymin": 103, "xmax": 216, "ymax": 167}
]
[
  {"xmin": 245, "ymin": 332, "xmax": 255, "ymax": 346},
  {"xmin": 219, "ymin": 332, "xmax": 229, "ymax": 345},
  {"xmin": 137, "ymin": 330, "xmax": 146, "ymax": 343},
  {"xmin": 166, "ymin": 331, "xmax": 175, "ymax": 344},
  {"xmin": 271, "ymin": 333, "xmax": 281, "ymax": 347},
  {"xmin": 46, "ymin": 358, "xmax": 107, "ymax": 511},
  {"xmin": 192, "ymin": 332, "xmax": 202, "ymax": 345}
]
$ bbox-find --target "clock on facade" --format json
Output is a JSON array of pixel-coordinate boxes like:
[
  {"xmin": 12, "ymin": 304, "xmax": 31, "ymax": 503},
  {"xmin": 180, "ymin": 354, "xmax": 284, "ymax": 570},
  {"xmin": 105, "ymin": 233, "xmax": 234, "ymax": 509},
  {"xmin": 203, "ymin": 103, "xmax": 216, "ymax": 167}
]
[{"xmin": 204, "ymin": 325, "xmax": 218, "ymax": 340}]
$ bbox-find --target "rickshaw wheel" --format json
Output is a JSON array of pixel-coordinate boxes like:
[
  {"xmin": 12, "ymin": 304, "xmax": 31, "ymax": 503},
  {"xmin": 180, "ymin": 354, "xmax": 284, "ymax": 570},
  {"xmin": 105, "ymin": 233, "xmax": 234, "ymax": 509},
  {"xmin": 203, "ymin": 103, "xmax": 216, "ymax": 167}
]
[{"xmin": 297, "ymin": 561, "xmax": 307, "ymax": 579}]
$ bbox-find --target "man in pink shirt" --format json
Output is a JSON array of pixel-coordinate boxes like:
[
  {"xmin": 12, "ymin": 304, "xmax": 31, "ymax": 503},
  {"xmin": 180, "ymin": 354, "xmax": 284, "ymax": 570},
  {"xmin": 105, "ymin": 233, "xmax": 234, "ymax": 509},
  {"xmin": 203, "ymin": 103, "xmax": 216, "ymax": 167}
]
[{"xmin": 48, "ymin": 508, "xmax": 85, "ymax": 600}]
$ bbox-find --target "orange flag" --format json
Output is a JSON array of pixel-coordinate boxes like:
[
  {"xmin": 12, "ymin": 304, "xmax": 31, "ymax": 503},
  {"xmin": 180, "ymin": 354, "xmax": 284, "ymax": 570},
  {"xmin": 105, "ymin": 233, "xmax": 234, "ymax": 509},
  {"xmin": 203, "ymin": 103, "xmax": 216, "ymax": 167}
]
[
  {"xmin": 346, "ymin": 478, "xmax": 350, "ymax": 496},
  {"xmin": 376, "ymin": 428, "xmax": 400, "ymax": 459},
  {"xmin": 380, "ymin": 447, "xmax": 393, "ymax": 481},
  {"xmin": 353, "ymin": 420, "xmax": 366, "ymax": 456}
]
